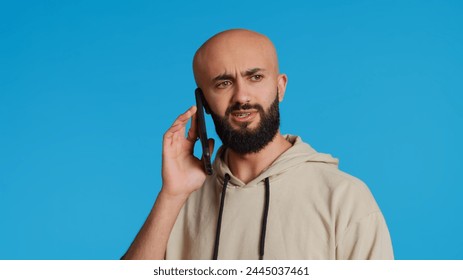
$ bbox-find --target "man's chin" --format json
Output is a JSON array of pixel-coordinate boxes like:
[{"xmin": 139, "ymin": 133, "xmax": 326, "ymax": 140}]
[
  {"xmin": 234, "ymin": 122, "xmax": 261, "ymax": 131},
  {"xmin": 229, "ymin": 118, "xmax": 260, "ymax": 130}
]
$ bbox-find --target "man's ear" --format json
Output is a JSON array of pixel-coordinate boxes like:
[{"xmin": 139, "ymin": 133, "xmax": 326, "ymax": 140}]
[{"xmin": 277, "ymin": 74, "xmax": 288, "ymax": 102}]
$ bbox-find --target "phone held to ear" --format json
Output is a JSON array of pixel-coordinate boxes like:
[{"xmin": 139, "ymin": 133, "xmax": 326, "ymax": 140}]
[{"xmin": 194, "ymin": 88, "xmax": 213, "ymax": 175}]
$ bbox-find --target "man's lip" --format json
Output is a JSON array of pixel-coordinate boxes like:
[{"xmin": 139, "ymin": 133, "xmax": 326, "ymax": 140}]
[
  {"xmin": 231, "ymin": 109, "xmax": 258, "ymax": 115},
  {"xmin": 230, "ymin": 110, "xmax": 258, "ymax": 123}
]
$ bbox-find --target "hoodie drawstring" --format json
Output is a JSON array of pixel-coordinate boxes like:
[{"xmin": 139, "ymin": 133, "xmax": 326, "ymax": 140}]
[
  {"xmin": 259, "ymin": 177, "xmax": 270, "ymax": 260},
  {"xmin": 213, "ymin": 174, "xmax": 271, "ymax": 260},
  {"xmin": 213, "ymin": 173, "xmax": 230, "ymax": 260}
]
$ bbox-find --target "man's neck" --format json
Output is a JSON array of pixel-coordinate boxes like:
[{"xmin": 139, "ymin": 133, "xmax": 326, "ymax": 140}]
[{"xmin": 226, "ymin": 132, "xmax": 292, "ymax": 184}]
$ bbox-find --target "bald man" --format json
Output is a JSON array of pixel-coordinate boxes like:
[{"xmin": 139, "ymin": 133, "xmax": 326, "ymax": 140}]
[{"xmin": 122, "ymin": 29, "xmax": 394, "ymax": 260}]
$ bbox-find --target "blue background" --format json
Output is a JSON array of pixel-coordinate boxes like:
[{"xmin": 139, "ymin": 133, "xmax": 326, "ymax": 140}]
[{"xmin": 1, "ymin": 0, "xmax": 462, "ymax": 259}]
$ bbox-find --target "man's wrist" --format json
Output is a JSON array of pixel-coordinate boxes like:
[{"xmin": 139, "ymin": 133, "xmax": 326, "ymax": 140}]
[{"xmin": 158, "ymin": 189, "xmax": 190, "ymax": 204}]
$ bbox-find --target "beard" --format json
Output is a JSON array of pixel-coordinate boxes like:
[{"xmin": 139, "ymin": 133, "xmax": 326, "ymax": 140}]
[{"xmin": 210, "ymin": 91, "xmax": 280, "ymax": 154}]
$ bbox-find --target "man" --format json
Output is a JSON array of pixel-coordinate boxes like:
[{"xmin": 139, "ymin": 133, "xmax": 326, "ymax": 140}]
[{"xmin": 122, "ymin": 29, "xmax": 394, "ymax": 260}]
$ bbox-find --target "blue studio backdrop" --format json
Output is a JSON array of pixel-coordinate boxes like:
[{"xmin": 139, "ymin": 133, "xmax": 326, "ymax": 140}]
[{"xmin": 1, "ymin": 0, "xmax": 462, "ymax": 259}]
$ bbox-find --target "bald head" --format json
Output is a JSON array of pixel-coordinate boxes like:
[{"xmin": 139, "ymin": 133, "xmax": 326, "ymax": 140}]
[{"xmin": 193, "ymin": 29, "xmax": 280, "ymax": 88}]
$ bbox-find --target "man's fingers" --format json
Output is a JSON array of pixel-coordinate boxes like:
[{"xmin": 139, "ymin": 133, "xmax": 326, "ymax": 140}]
[
  {"xmin": 186, "ymin": 108, "xmax": 199, "ymax": 143},
  {"xmin": 164, "ymin": 106, "xmax": 197, "ymax": 141},
  {"xmin": 170, "ymin": 106, "xmax": 197, "ymax": 130}
]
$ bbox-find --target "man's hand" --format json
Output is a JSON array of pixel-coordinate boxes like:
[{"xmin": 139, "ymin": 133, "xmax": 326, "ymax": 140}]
[
  {"xmin": 161, "ymin": 106, "xmax": 214, "ymax": 199},
  {"xmin": 121, "ymin": 106, "xmax": 214, "ymax": 260}
]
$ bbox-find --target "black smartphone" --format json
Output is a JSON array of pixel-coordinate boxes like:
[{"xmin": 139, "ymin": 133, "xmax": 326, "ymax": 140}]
[{"xmin": 194, "ymin": 88, "xmax": 213, "ymax": 175}]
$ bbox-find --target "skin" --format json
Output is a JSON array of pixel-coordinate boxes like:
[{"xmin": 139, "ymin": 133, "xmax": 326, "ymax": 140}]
[
  {"xmin": 122, "ymin": 29, "xmax": 291, "ymax": 259},
  {"xmin": 194, "ymin": 29, "xmax": 291, "ymax": 182}
]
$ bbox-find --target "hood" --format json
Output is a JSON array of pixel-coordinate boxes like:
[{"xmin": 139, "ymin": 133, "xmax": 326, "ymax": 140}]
[{"xmin": 213, "ymin": 135, "xmax": 339, "ymax": 188}]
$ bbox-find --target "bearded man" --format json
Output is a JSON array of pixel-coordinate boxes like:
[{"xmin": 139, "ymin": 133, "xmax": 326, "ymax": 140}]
[{"xmin": 122, "ymin": 29, "xmax": 394, "ymax": 260}]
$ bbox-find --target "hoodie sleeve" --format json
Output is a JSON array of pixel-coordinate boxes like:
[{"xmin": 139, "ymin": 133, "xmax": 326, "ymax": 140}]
[{"xmin": 336, "ymin": 211, "xmax": 394, "ymax": 260}]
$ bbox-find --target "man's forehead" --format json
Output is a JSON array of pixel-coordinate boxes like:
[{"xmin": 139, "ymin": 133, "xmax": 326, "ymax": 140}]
[
  {"xmin": 202, "ymin": 51, "xmax": 271, "ymax": 77},
  {"xmin": 193, "ymin": 29, "xmax": 279, "ymax": 83}
]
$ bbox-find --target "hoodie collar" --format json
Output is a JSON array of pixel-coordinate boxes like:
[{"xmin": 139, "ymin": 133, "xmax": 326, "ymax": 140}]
[{"xmin": 213, "ymin": 135, "xmax": 339, "ymax": 188}]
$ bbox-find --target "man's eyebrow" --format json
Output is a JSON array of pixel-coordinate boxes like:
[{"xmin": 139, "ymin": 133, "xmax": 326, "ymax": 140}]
[
  {"xmin": 213, "ymin": 73, "xmax": 234, "ymax": 82},
  {"xmin": 212, "ymin": 68, "xmax": 265, "ymax": 82},
  {"xmin": 243, "ymin": 68, "xmax": 265, "ymax": 76}
]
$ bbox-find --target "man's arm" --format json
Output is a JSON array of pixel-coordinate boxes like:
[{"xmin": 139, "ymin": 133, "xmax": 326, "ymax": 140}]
[
  {"xmin": 336, "ymin": 211, "xmax": 394, "ymax": 260},
  {"xmin": 121, "ymin": 191, "xmax": 187, "ymax": 259},
  {"xmin": 122, "ymin": 106, "xmax": 214, "ymax": 259}
]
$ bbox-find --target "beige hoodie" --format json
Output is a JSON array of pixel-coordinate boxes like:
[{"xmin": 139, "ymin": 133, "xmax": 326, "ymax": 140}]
[{"xmin": 166, "ymin": 135, "xmax": 394, "ymax": 259}]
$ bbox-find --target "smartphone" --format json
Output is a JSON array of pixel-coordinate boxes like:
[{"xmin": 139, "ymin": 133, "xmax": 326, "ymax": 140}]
[{"xmin": 194, "ymin": 88, "xmax": 213, "ymax": 175}]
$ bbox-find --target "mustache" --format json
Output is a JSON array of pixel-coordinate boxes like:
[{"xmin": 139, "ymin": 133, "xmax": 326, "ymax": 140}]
[{"xmin": 225, "ymin": 102, "xmax": 264, "ymax": 116}]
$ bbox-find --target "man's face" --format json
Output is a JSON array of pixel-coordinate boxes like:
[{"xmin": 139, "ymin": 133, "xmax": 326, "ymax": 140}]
[
  {"xmin": 210, "ymin": 90, "xmax": 280, "ymax": 154},
  {"xmin": 193, "ymin": 30, "xmax": 287, "ymax": 154}
]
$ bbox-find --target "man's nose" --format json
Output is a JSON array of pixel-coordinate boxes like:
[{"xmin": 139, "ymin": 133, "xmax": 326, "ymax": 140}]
[{"xmin": 231, "ymin": 79, "xmax": 251, "ymax": 105}]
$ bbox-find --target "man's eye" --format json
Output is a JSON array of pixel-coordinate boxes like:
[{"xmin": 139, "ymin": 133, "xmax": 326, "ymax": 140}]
[
  {"xmin": 217, "ymin": 81, "xmax": 231, "ymax": 88},
  {"xmin": 250, "ymin": 75, "xmax": 263, "ymax": 81}
]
